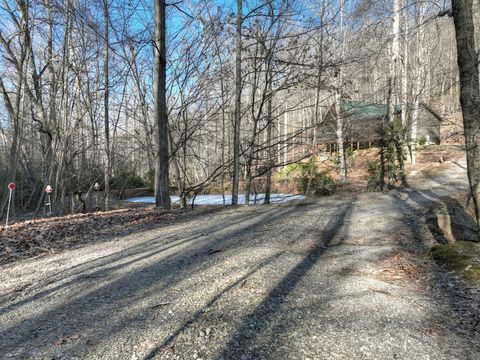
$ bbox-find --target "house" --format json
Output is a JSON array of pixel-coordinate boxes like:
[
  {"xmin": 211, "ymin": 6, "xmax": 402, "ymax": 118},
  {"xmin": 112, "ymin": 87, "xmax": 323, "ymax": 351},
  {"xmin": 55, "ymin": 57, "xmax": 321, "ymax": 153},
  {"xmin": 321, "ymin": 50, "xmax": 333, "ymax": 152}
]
[{"xmin": 317, "ymin": 100, "xmax": 441, "ymax": 151}]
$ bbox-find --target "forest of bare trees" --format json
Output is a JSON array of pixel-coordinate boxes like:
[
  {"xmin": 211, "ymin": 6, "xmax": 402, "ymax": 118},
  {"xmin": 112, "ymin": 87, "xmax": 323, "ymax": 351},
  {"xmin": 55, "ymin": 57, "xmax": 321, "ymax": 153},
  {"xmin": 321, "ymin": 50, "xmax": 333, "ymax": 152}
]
[
  {"xmin": 3, "ymin": 2, "xmax": 480, "ymax": 358},
  {"xmin": 0, "ymin": 0, "xmax": 474, "ymax": 216}
]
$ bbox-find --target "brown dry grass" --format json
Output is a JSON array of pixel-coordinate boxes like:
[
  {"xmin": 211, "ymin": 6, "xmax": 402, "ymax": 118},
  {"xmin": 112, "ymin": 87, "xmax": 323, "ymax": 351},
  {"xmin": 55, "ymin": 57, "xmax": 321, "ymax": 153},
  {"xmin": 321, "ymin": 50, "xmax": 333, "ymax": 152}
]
[{"xmin": 370, "ymin": 250, "xmax": 425, "ymax": 284}]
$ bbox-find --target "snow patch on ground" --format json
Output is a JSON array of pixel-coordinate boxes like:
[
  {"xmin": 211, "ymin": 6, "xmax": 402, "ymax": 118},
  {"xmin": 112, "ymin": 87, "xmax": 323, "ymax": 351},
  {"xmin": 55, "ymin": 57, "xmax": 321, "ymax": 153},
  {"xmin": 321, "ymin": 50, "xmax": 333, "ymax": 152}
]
[{"xmin": 125, "ymin": 193, "xmax": 305, "ymax": 205}]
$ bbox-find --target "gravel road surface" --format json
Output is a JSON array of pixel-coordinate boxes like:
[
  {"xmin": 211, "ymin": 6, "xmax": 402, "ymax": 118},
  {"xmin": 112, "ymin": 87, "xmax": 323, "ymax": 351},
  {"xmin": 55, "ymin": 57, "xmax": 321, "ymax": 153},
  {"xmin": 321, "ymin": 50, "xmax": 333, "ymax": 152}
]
[{"xmin": 1, "ymin": 155, "xmax": 479, "ymax": 360}]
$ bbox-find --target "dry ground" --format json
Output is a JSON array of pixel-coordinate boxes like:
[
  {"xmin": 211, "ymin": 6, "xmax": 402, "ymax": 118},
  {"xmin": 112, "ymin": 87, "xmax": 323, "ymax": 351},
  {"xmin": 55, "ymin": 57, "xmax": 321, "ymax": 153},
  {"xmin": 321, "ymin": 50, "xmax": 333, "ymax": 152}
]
[{"xmin": 0, "ymin": 146, "xmax": 479, "ymax": 360}]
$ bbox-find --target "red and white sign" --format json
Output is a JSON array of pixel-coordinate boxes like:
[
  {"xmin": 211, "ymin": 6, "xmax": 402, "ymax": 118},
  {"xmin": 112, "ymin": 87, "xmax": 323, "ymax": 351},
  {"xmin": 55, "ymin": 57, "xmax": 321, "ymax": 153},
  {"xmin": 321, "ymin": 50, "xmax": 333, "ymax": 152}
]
[
  {"xmin": 8, "ymin": 183, "xmax": 15, "ymax": 191},
  {"xmin": 45, "ymin": 185, "xmax": 53, "ymax": 193}
]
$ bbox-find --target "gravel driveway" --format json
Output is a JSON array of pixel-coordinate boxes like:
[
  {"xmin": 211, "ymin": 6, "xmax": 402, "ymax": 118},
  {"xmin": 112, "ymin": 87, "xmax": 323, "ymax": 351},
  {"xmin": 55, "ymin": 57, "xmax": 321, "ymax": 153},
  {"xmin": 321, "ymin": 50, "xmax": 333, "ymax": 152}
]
[{"xmin": 1, "ymin": 155, "xmax": 479, "ymax": 359}]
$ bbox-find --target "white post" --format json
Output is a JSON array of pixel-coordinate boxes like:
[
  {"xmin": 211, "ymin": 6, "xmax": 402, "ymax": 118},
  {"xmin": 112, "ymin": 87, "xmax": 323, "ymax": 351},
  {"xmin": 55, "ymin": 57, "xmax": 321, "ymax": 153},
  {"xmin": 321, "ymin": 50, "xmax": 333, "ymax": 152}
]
[
  {"xmin": 94, "ymin": 182, "xmax": 100, "ymax": 210},
  {"xmin": 45, "ymin": 185, "xmax": 53, "ymax": 216},
  {"xmin": 5, "ymin": 189, "xmax": 13, "ymax": 228}
]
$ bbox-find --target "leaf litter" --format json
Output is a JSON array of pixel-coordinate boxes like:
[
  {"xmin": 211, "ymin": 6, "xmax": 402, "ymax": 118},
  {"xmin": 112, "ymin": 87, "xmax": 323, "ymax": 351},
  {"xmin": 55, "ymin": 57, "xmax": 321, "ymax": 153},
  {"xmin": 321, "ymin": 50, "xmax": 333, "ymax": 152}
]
[{"xmin": 0, "ymin": 208, "xmax": 176, "ymax": 265}]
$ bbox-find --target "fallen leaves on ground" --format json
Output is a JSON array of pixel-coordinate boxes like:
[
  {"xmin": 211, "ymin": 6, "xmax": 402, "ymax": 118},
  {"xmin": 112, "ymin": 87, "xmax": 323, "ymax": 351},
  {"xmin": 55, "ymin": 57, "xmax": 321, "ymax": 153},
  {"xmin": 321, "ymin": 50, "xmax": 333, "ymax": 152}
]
[
  {"xmin": 372, "ymin": 250, "xmax": 425, "ymax": 284},
  {"xmin": 0, "ymin": 208, "xmax": 175, "ymax": 265}
]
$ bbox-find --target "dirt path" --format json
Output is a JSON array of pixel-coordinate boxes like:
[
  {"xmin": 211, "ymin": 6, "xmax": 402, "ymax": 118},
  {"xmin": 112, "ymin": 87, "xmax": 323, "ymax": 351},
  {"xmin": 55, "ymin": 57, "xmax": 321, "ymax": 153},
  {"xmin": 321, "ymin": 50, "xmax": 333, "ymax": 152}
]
[{"xmin": 1, "ymin": 155, "xmax": 479, "ymax": 359}]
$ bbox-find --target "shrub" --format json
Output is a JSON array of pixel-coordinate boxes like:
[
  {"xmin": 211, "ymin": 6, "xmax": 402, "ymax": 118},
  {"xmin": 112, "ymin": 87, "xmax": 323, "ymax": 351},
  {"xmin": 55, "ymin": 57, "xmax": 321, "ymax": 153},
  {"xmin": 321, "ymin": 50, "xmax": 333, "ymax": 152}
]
[
  {"xmin": 299, "ymin": 170, "xmax": 335, "ymax": 196},
  {"xmin": 418, "ymin": 136, "xmax": 427, "ymax": 146},
  {"xmin": 111, "ymin": 171, "xmax": 145, "ymax": 190},
  {"xmin": 296, "ymin": 158, "xmax": 335, "ymax": 196},
  {"xmin": 332, "ymin": 147, "xmax": 356, "ymax": 172},
  {"xmin": 366, "ymin": 160, "xmax": 382, "ymax": 190},
  {"xmin": 377, "ymin": 120, "xmax": 406, "ymax": 187},
  {"xmin": 145, "ymin": 168, "xmax": 155, "ymax": 189},
  {"xmin": 276, "ymin": 162, "xmax": 305, "ymax": 179},
  {"xmin": 277, "ymin": 158, "xmax": 335, "ymax": 196}
]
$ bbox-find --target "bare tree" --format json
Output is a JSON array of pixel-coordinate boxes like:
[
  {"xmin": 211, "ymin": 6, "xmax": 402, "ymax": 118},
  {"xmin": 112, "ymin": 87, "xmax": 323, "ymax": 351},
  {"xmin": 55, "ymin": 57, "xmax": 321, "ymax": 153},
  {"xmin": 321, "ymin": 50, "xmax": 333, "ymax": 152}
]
[
  {"xmin": 103, "ymin": 0, "xmax": 111, "ymax": 210},
  {"xmin": 154, "ymin": 0, "xmax": 171, "ymax": 209},
  {"xmin": 232, "ymin": 0, "xmax": 242, "ymax": 205},
  {"xmin": 409, "ymin": 2, "xmax": 427, "ymax": 165},
  {"xmin": 0, "ymin": 0, "xmax": 471, "ymax": 217},
  {"xmin": 333, "ymin": 81, "xmax": 347, "ymax": 181},
  {"xmin": 451, "ymin": 0, "xmax": 480, "ymax": 237}
]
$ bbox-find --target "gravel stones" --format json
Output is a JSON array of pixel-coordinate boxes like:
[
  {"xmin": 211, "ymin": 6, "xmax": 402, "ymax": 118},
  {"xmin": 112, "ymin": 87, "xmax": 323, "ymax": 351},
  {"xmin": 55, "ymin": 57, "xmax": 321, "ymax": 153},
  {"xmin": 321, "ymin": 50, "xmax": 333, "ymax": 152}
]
[{"xmin": 0, "ymin": 157, "xmax": 479, "ymax": 359}]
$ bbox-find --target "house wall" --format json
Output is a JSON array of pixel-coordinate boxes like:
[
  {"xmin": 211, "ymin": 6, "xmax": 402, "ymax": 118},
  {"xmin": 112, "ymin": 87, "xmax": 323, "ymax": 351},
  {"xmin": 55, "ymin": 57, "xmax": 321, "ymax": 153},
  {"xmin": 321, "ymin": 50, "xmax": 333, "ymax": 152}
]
[
  {"xmin": 317, "ymin": 113, "xmax": 390, "ymax": 147},
  {"xmin": 317, "ymin": 107, "xmax": 441, "ymax": 148},
  {"xmin": 317, "ymin": 108, "xmax": 440, "ymax": 147},
  {"xmin": 416, "ymin": 108, "xmax": 441, "ymax": 144}
]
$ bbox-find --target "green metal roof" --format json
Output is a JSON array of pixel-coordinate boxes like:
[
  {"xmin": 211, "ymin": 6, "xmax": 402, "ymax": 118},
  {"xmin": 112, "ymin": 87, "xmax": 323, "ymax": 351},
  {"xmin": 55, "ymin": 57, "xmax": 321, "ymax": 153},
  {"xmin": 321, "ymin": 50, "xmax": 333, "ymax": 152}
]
[{"xmin": 340, "ymin": 100, "xmax": 402, "ymax": 120}]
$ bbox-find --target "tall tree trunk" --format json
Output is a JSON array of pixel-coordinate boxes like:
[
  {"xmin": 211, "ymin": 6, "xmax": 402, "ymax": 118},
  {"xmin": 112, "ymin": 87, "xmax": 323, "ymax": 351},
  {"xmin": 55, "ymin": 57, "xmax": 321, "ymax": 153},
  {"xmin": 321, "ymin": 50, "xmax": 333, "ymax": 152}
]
[
  {"xmin": 451, "ymin": 0, "xmax": 480, "ymax": 238},
  {"xmin": 103, "ymin": 0, "xmax": 111, "ymax": 211},
  {"xmin": 232, "ymin": 0, "xmax": 242, "ymax": 205},
  {"xmin": 409, "ymin": 2, "xmax": 426, "ymax": 165},
  {"xmin": 0, "ymin": 72, "xmax": 23, "ymax": 217},
  {"xmin": 45, "ymin": 0, "xmax": 56, "ymax": 190},
  {"xmin": 307, "ymin": 1, "xmax": 327, "ymax": 196},
  {"xmin": 334, "ymin": 89, "xmax": 347, "ymax": 181},
  {"xmin": 0, "ymin": 5, "xmax": 27, "ymax": 216},
  {"xmin": 154, "ymin": 0, "xmax": 171, "ymax": 210},
  {"xmin": 264, "ymin": 63, "xmax": 273, "ymax": 205},
  {"xmin": 388, "ymin": 0, "xmax": 406, "ymax": 185},
  {"xmin": 283, "ymin": 99, "xmax": 288, "ymax": 164},
  {"xmin": 401, "ymin": 0, "xmax": 409, "ymax": 126},
  {"xmin": 244, "ymin": 40, "xmax": 262, "ymax": 206},
  {"xmin": 338, "ymin": 2, "xmax": 347, "ymax": 182},
  {"xmin": 11, "ymin": 0, "xmax": 54, "ymax": 214},
  {"xmin": 389, "ymin": 0, "xmax": 401, "ymax": 122},
  {"xmin": 212, "ymin": 30, "xmax": 227, "ymax": 205}
]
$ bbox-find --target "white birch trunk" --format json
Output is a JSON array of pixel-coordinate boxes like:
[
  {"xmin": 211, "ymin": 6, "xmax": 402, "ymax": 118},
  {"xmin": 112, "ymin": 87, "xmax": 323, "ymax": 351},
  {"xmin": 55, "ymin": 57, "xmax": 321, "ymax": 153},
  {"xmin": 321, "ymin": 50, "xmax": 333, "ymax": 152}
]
[{"xmin": 388, "ymin": 0, "xmax": 401, "ymax": 123}]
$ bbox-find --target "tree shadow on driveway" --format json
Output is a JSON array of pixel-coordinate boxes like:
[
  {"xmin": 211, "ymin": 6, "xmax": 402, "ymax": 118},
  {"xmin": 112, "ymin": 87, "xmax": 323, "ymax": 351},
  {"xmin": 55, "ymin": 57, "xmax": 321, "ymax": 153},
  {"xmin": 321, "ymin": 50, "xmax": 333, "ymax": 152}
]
[
  {"xmin": 212, "ymin": 203, "xmax": 353, "ymax": 360},
  {"xmin": 391, "ymin": 187, "xmax": 480, "ymax": 357},
  {"xmin": 0, "ymin": 207, "xmax": 266, "ymax": 315},
  {"xmin": 0, "ymin": 204, "xmax": 305, "ymax": 357}
]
